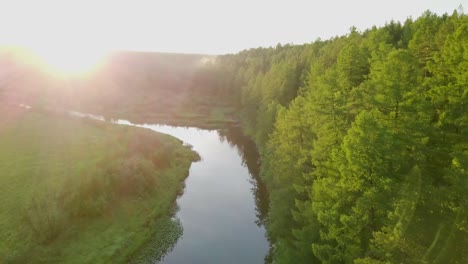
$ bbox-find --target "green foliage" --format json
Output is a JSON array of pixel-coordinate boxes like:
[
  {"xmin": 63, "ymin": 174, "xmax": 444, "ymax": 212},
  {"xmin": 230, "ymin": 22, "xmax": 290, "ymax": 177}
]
[
  {"xmin": 196, "ymin": 10, "xmax": 467, "ymax": 264},
  {"xmin": 23, "ymin": 191, "xmax": 67, "ymax": 244},
  {"xmin": 2, "ymin": 8, "xmax": 465, "ymax": 264}
]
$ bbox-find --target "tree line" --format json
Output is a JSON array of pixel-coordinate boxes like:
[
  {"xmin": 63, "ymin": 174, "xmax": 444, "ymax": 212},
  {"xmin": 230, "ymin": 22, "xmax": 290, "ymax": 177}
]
[{"xmin": 193, "ymin": 10, "xmax": 467, "ymax": 263}]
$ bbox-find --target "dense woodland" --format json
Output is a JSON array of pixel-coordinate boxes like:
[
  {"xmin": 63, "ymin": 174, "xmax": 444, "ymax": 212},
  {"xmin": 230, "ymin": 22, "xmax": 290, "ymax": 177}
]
[{"xmin": 194, "ymin": 10, "xmax": 467, "ymax": 263}]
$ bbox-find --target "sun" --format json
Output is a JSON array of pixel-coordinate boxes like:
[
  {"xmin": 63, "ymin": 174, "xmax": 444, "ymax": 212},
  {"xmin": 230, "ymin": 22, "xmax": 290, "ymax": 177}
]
[{"xmin": 32, "ymin": 46, "xmax": 108, "ymax": 76}]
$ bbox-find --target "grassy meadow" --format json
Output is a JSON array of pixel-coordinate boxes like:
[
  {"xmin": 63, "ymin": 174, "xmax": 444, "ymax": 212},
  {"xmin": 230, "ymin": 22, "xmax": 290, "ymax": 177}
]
[{"xmin": 0, "ymin": 105, "xmax": 199, "ymax": 263}]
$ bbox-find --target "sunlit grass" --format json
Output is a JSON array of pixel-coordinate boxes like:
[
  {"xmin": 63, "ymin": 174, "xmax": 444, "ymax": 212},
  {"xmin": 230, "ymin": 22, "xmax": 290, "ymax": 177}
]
[{"xmin": 0, "ymin": 107, "xmax": 198, "ymax": 263}]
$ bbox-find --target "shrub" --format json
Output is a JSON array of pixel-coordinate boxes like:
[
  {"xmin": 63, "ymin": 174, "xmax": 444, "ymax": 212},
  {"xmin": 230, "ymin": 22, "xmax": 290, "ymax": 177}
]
[
  {"xmin": 115, "ymin": 157, "xmax": 158, "ymax": 196},
  {"xmin": 22, "ymin": 191, "xmax": 66, "ymax": 244},
  {"xmin": 60, "ymin": 154, "xmax": 160, "ymax": 217},
  {"xmin": 60, "ymin": 171, "xmax": 113, "ymax": 217}
]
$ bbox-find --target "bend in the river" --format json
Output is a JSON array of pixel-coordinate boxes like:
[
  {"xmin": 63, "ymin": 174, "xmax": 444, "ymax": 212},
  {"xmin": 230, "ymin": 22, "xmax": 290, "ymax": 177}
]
[{"xmin": 69, "ymin": 111, "xmax": 270, "ymax": 263}]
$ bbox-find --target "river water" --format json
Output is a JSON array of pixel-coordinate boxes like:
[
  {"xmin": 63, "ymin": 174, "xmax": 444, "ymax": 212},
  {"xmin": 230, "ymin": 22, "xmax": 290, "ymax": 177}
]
[
  {"xmin": 21, "ymin": 108, "xmax": 269, "ymax": 263},
  {"xmin": 114, "ymin": 121, "xmax": 270, "ymax": 263}
]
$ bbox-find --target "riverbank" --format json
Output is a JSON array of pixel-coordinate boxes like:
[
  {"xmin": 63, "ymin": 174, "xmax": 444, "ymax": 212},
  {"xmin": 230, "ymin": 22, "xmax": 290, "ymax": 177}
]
[
  {"xmin": 120, "ymin": 110, "xmax": 239, "ymax": 130},
  {"xmin": 0, "ymin": 105, "xmax": 199, "ymax": 263},
  {"xmin": 90, "ymin": 105, "xmax": 240, "ymax": 130},
  {"xmin": 126, "ymin": 124, "xmax": 270, "ymax": 263}
]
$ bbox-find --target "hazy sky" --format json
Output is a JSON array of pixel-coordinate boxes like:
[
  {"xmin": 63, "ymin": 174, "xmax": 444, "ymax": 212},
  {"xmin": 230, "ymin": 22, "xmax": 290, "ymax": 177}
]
[{"xmin": 0, "ymin": 0, "xmax": 465, "ymax": 54}]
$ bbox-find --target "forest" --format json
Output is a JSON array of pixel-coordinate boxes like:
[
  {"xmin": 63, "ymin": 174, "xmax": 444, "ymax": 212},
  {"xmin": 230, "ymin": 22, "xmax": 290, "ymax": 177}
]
[{"xmin": 193, "ymin": 10, "xmax": 467, "ymax": 263}]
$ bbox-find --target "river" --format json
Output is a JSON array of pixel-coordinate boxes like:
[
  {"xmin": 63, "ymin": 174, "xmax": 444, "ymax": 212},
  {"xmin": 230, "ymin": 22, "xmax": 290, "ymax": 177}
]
[
  {"xmin": 113, "ymin": 121, "xmax": 270, "ymax": 263},
  {"xmin": 66, "ymin": 111, "xmax": 270, "ymax": 263}
]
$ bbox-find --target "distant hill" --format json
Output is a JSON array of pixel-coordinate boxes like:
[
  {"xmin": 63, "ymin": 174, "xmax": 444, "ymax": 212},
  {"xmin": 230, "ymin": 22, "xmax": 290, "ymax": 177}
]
[{"xmin": 0, "ymin": 48, "xmax": 216, "ymax": 118}]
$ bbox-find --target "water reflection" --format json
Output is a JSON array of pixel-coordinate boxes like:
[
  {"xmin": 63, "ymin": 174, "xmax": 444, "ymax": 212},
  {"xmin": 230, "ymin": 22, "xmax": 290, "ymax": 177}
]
[
  {"xmin": 127, "ymin": 124, "xmax": 270, "ymax": 264},
  {"xmin": 217, "ymin": 127, "xmax": 269, "ymax": 228},
  {"xmin": 65, "ymin": 112, "xmax": 271, "ymax": 263}
]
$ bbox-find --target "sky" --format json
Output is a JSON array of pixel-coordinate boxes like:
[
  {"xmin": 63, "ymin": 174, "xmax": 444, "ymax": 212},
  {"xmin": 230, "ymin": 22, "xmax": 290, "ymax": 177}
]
[{"xmin": 0, "ymin": 0, "xmax": 466, "ymax": 55}]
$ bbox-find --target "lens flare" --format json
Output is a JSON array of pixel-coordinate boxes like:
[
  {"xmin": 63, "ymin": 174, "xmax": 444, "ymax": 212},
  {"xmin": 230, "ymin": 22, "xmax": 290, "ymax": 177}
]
[{"xmin": 32, "ymin": 46, "xmax": 108, "ymax": 76}]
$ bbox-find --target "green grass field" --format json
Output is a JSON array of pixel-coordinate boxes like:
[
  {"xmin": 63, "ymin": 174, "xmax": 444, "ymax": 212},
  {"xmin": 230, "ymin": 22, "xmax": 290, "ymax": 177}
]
[{"xmin": 0, "ymin": 106, "xmax": 199, "ymax": 263}]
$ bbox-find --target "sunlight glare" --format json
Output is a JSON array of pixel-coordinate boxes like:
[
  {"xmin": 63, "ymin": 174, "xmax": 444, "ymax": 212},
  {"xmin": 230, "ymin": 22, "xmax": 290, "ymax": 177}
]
[{"xmin": 32, "ymin": 45, "xmax": 108, "ymax": 76}]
